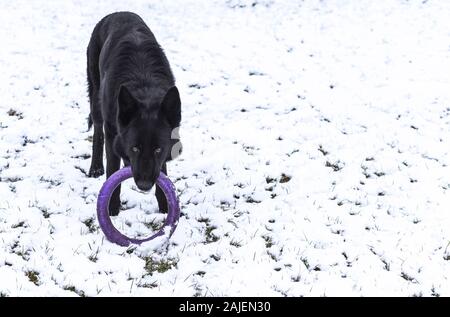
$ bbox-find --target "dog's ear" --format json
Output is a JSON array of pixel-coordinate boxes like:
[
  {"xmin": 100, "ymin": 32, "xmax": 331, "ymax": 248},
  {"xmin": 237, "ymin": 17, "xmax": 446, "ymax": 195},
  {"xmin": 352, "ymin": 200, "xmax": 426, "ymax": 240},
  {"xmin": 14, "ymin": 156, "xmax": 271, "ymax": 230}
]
[
  {"xmin": 118, "ymin": 85, "xmax": 139, "ymax": 127},
  {"xmin": 160, "ymin": 86, "xmax": 181, "ymax": 128}
]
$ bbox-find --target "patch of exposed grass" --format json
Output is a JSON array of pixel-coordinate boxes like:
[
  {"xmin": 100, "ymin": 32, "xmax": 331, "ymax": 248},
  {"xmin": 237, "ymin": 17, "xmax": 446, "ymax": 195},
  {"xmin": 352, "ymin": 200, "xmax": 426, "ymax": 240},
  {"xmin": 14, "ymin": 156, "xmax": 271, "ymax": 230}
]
[
  {"xmin": 431, "ymin": 287, "xmax": 440, "ymax": 297},
  {"xmin": 126, "ymin": 247, "xmax": 137, "ymax": 254},
  {"xmin": 301, "ymin": 258, "xmax": 310, "ymax": 270},
  {"xmin": 2, "ymin": 176, "xmax": 23, "ymax": 183},
  {"xmin": 7, "ymin": 109, "xmax": 23, "ymax": 119},
  {"xmin": 13, "ymin": 246, "xmax": 30, "ymax": 261},
  {"xmin": 11, "ymin": 221, "xmax": 25, "ymax": 229},
  {"xmin": 88, "ymin": 252, "xmax": 98, "ymax": 263},
  {"xmin": 210, "ymin": 254, "xmax": 221, "ymax": 261},
  {"xmin": 63, "ymin": 285, "xmax": 86, "ymax": 297},
  {"xmin": 401, "ymin": 272, "xmax": 417, "ymax": 283},
  {"xmin": 42, "ymin": 209, "xmax": 51, "ymax": 219},
  {"xmin": 82, "ymin": 218, "xmax": 97, "ymax": 233},
  {"xmin": 71, "ymin": 154, "xmax": 91, "ymax": 160},
  {"xmin": 138, "ymin": 280, "xmax": 158, "ymax": 288},
  {"xmin": 262, "ymin": 235, "xmax": 273, "ymax": 248},
  {"xmin": 245, "ymin": 196, "xmax": 261, "ymax": 204},
  {"xmin": 205, "ymin": 225, "xmax": 219, "ymax": 243},
  {"xmin": 198, "ymin": 217, "xmax": 219, "ymax": 243},
  {"xmin": 230, "ymin": 240, "xmax": 242, "ymax": 248},
  {"xmin": 38, "ymin": 176, "xmax": 62, "ymax": 187},
  {"xmin": 279, "ymin": 173, "xmax": 291, "ymax": 183},
  {"xmin": 25, "ymin": 271, "xmax": 40, "ymax": 286},
  {"xmin": 326, "ymin": 161, "xmax": 342, "ymax": 172},
  {"xmin": 318, "ymin": 145, "xmax": 328, "ymax": 156},
  {"xmin": 361, "ymin": 165, "xmax": 371, "ymax": 178},
  {"xmin": 144, "ymin": 219, "xmax": 164, "ymax": 231},
  {"xmin": 144, "ymin": 258, "xmax": 178, "ymax": 274},
  {"xmin": 266, "ymin": 176, "xmax": 276, "ymax": 184}
]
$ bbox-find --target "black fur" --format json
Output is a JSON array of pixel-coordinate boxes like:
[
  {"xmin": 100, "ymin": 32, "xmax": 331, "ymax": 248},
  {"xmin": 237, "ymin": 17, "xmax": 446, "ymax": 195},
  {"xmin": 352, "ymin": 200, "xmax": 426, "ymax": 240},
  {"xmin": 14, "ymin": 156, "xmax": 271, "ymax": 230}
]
[{"xmin": 86, "ymin": 12, "xmax": 182, "ymax": 216}]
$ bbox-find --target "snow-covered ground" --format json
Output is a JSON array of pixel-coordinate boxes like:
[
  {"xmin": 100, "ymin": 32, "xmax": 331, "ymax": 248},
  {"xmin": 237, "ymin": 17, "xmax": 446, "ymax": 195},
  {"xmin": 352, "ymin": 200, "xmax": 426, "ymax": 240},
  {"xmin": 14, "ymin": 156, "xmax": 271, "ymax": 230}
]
[{"xmin": 0, "ymin": 0, "xmax": 449, "ymax": 296}]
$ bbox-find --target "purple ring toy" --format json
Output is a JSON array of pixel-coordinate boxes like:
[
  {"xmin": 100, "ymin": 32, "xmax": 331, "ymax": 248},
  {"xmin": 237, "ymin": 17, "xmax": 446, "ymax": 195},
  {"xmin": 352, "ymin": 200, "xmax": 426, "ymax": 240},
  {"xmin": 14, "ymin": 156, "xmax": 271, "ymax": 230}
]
[{"xmin": 97, "ymin": 166, "xmax": 180, "ymax": 247}]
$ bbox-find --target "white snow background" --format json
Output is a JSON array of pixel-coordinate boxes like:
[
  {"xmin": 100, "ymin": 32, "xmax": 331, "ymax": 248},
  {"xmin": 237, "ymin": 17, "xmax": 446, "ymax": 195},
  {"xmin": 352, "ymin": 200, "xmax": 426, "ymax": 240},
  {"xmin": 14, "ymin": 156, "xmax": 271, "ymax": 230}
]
[{"xmin": 0, "ymin": 0, "xmax": 449, "ymax": 296}]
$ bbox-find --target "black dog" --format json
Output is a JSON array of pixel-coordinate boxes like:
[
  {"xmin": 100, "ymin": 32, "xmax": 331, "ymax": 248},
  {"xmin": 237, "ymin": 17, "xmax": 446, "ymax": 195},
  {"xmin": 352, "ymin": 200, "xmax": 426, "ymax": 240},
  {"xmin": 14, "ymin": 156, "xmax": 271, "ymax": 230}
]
[{"xmin": 86, "ymin": 12, "xmax": 182, "ymax": 216}]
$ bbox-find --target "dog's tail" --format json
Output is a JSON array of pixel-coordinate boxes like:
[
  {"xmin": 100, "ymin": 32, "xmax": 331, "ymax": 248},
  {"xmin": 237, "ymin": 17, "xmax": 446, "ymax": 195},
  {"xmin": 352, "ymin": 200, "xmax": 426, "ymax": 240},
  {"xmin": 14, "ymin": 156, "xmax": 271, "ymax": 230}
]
[{"xmin": 87, "ymin": 113, "xmax": 93, "ymax": 131}]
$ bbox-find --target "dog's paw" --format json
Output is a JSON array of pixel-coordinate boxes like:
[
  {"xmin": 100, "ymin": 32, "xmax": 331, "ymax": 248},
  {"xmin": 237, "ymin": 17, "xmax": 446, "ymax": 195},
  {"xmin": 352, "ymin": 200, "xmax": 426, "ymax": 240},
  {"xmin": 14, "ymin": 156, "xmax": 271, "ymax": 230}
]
[
  {"xmin": 109, "ymin": 196, "xmax": 121, "ymax": 216},
  {"xmin": 88, "ymin": 166, "xmax": 104, "ymax": 178},
  {"xmin": 109, "ymin": 204, "xmax": 120, "ymax": 216}
]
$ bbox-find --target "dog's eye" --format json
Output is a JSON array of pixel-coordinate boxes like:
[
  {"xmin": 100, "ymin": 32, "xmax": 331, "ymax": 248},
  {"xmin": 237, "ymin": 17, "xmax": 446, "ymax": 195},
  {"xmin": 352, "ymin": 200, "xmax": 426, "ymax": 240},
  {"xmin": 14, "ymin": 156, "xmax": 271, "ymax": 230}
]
[
  {"xmin": 154, "ymin": 148, "xmax": 162, "ymax": 155},
  {"xmin": 132, "ymin": 146, "xmax": 140, "ymax": 153}
]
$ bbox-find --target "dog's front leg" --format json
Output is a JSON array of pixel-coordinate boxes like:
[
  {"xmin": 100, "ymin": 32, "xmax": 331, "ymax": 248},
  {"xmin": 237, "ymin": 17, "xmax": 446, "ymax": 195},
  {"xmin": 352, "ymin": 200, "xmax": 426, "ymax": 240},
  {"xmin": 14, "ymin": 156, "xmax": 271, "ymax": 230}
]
[
  {"xmin": 88, "ymin": 124, "xmax": 105, "ymax": 177},
  {"xmin": 105, "ymin": 124, "xmax": 121, "ymax": 216},
  {"xmin": 155, "ymin": 162, "xmax": 168, "ymax": 213}
]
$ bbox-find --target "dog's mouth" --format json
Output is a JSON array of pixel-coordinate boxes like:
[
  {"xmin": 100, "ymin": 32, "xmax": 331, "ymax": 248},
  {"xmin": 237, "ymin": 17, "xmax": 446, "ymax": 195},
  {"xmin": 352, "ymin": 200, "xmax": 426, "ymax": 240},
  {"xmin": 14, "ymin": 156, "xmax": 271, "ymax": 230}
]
[{"xmin": 135, "ymin": 180, "xmax": 154, "ymax": 192}]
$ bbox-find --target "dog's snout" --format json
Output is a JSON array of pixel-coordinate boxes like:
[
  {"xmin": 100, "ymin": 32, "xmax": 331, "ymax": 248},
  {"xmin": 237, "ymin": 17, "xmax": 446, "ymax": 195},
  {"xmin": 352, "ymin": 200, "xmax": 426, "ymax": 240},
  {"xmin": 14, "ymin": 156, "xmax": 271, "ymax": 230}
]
[{"xmin": 136, "ymin": 180, "xmax": 154, "ymax": 191}]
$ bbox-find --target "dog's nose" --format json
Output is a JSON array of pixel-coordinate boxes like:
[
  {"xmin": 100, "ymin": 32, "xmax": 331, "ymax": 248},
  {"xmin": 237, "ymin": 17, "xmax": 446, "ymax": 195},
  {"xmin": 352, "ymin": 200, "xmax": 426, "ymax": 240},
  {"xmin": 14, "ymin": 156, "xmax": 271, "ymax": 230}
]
[{"xmin": 136, "ymin": 180, "xmax": 154, "ymax": 192}]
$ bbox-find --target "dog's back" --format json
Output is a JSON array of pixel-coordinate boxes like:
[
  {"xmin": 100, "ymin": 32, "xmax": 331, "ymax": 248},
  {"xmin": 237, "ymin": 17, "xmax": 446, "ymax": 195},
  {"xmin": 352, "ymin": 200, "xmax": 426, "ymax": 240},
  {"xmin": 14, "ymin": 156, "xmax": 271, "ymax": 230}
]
[{"xmin": 87, "ymin": 12, "xmax": 175, "ymax": 127}]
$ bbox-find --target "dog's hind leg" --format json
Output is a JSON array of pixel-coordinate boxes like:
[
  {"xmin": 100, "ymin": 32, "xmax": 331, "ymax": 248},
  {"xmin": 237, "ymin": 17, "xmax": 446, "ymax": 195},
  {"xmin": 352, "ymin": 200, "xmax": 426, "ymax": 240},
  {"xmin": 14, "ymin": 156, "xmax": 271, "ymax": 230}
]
[
  {"xmin": 105, "ymin": 124, "xmax": 121, "ymax": 216},
  {"xmin": 155, "ymin": 162, "xmax": 168, "ymax": 213}
]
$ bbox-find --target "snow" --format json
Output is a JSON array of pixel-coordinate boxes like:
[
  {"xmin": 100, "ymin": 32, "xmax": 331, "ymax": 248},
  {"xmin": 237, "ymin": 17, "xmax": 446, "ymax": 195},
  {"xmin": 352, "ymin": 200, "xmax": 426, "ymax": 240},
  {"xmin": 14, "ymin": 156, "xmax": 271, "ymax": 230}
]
[{"xmin": 0, "ymin": 0, "xmax": 449, "ymax": 296}]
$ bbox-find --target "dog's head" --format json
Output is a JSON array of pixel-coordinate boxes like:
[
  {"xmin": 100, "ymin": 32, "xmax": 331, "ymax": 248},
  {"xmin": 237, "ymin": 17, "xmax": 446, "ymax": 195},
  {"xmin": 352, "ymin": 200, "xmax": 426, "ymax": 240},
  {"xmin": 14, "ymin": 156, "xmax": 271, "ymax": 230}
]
[{"xmin": 114, "ymin": 85, "xmax": 182, "ymax": 191}]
